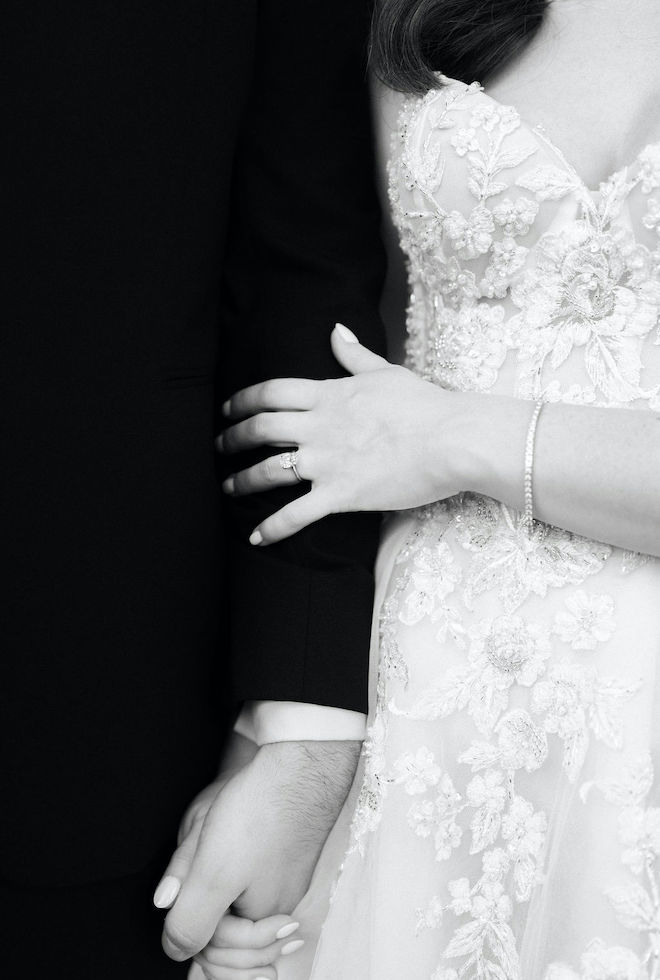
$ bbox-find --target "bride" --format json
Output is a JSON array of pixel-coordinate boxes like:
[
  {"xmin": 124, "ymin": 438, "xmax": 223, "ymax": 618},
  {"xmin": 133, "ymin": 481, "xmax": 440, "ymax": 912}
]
[{"xmin": 204, "ymin": 0, "xmax": 660, "ymax": 976}]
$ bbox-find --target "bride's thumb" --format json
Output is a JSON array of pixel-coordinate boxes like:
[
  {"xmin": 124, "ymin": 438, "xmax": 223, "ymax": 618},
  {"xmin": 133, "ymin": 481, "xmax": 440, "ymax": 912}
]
[
  {"xmin": 153, "ymin": 820, "xmax": 202, "ymax": 909},
  {"xmin": 332, "ymin": 323, "xmax": 390, "ymax": 375}
]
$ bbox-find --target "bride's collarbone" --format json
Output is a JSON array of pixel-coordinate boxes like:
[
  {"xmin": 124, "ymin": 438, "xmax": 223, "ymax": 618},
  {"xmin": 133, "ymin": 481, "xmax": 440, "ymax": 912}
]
[
  {"xmin": 484, "ymin": 70, "xmax": 660, "ymax": 190},
  {"xmin": 484, "ymin": 5, "xmax": 660, "ymax": 189}
]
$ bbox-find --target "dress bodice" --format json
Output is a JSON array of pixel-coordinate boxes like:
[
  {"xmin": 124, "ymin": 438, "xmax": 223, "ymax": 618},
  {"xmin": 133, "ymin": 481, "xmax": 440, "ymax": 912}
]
[{"xmin": 389, "ymin": 77, "xmax": 660, "ymax": 409}]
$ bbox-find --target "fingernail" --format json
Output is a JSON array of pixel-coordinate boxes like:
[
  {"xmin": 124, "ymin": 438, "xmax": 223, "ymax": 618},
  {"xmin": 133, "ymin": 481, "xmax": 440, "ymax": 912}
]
[
  {"xmin": 222, "ymin": 399, "xmax": 231, "ymax": 416},
  {"xmin": 153, "ymin": 875, "xmax": 180, "ymax": 909},
  {"xmin": 215, "ymin": 434, "xmax": 224, "ymax": 451},
  {"xmin": 276, "ymin": 921, "xmax": 300, "ymax": 940},
  {"xmin": 222, "ymin": 476, "xmax": 235, "ymax": 495},
  {"xmin": 249, "ymin": 530, "xmax": 263, "ymax": 546},
  {"xmin": 334, "ymin": 322, "xmax": 359, "ymax": 343},
  {"xmin": 281, "ymin": 939, "xmax": 305, "ymax": 956}
]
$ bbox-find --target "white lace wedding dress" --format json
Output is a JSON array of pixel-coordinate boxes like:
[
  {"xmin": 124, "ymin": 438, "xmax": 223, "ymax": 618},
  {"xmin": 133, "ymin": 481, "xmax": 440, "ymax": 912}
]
[{"xmin": 281, "ymin": 77, "xmax": 660, "ymax": 980}]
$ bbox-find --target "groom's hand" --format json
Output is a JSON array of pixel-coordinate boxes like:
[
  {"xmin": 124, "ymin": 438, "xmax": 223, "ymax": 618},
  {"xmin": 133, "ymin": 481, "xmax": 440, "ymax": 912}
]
[{"xmin": 159, "ymin": 740, "xmax": 360, "ymax": 962}]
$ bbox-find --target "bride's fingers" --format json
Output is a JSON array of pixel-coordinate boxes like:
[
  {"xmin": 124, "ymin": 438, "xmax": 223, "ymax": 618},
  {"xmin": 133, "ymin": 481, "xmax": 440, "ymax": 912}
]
[
  {"xmin": 210, "ymin": 914, "xmax": 300, "ymax": 950},
  {"xmin": 224, "ymin": 453, "xmax": 311, "ymax": 497},
  {"xmin": 223, "ymin": 378, "xmax": 319, "ymax": 420},
  {"xmin": 250, "ymin": 489, "xmax": 332, "ymax": 546},
  {"xmin": 197, "ymin": 944, "xmax": 279, "ymax": 969},
  {"xmin": 218, "ymin": 413, "xmax": 309, "ymax": 454},
  {"xmin": 199, "ymin": 935, "xmax": 303, "ymax": 969},
  {"xmin": 193, "ymin": 962, "xmax": 277, "ymax": 980},
  {"xmin": 153, "ymin": 818, "xmax": 203, "ymax": 909}
]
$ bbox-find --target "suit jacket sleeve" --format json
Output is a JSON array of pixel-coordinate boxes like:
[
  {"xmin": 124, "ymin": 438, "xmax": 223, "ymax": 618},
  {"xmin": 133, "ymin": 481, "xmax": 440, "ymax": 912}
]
[{"xmin": 219, "ymin": 1, "xmax": 386, "ymax": 715}]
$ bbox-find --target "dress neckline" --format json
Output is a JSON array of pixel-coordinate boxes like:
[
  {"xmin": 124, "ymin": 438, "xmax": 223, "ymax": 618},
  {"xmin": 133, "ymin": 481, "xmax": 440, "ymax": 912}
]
[{"xmin": 440, "ymin": 73, "xmax": 660, "ymax": 198}]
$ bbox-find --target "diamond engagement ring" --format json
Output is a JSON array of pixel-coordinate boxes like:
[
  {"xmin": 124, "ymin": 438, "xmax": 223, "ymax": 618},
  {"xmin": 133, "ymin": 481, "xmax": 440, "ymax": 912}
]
[{"xmin": 279, "ymin": 450, "xmax": 303, "ymax": 483}]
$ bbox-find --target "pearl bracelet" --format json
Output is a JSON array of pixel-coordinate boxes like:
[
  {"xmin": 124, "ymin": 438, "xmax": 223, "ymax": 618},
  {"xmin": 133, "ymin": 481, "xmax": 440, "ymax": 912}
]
[{"xmin": 523, "ymin": 400, "xmax": 544, "ymax": 533}]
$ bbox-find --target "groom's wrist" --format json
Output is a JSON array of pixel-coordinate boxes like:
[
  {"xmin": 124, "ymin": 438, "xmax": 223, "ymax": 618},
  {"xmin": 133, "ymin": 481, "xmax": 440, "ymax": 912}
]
[
  {"xmin": 234, "ymin": 700, "xmax": 367, "ymax": 746},
  {"xmin": 255, "ymin": 739, "xmax": 362, "ymax": 826}
]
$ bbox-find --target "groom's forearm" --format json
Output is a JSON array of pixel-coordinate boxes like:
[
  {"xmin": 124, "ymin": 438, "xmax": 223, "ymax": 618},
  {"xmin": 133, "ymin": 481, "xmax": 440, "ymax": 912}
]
[
  {"xmin": 225, "ymin": 520, "xmax": 378, "ymax": 713},
  {"xmin": 219, "ymin": 0, "xmax": 385, "ymax": 715}
]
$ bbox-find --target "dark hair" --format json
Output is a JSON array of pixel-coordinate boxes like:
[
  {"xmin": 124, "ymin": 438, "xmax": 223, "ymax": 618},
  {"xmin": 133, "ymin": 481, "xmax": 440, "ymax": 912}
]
[{"xmin": 370, "ymin": 0, "xmax": 549, "ymax": 94}]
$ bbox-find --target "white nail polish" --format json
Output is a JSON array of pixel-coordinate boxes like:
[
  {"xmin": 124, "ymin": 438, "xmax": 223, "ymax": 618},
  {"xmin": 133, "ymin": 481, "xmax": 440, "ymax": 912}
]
[
  {"xmin": 153, "ymin": 875, "xmax": 180, "ymax": 909},
  {"xmin": 281, "ymin": 939, "xmax": 305, "ymax": 956},
  {"xmin": 334, "ymin": 322, "xmax": 359, "ymax": 343},
  {"xmin": 249, "ymin": 530, "xmax": 263, "ymax": 546},
  {"xmin": 276, "ymin": 921, "xmax": 300, "ymax": 940}
]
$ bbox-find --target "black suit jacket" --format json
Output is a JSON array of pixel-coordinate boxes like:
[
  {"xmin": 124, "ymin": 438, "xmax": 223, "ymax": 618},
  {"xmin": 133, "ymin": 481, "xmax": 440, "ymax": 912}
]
[{"xmin": 3, "ymin": 1, "xmax": 385, "ymax": 885}]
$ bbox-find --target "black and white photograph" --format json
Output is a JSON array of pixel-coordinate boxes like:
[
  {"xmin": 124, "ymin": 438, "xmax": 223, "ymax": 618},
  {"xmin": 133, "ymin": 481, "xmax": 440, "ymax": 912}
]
[{"xmin": 5, "ymin": 2, "xmax": 660, "ymax": 978}]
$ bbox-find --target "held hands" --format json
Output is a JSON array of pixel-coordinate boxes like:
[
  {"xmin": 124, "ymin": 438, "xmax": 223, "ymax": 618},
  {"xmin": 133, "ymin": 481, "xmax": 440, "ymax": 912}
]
[
  {"xmin": 155, "ymin": 737, "xmax": 361, "ymax": 979},
  {"xmin": 219, "ymin": 324, "xmax": 468, "ymax": 545}
]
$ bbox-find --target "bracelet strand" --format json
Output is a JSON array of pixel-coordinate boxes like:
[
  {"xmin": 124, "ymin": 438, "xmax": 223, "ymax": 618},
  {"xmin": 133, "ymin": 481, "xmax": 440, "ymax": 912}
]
[{"xmin": 523, "ymin": 400, "xmax": 544, "ymax": 533}]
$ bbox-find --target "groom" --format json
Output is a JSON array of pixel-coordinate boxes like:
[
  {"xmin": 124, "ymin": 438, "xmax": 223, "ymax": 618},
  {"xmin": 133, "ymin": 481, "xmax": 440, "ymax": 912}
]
[{"xmin": 3, "ymin": 2, "xmax": 384, "ymax": 976}]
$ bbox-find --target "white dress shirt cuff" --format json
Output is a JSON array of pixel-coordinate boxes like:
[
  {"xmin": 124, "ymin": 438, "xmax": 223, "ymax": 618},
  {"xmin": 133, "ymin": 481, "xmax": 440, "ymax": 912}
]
[{"xmin": 234, "ymin": 700, "xmax": 368, "ymax": 746}]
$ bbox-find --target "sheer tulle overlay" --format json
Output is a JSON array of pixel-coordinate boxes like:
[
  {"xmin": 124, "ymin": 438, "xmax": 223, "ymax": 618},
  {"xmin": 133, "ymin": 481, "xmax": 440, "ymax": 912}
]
[{"xmin": 280, "ymin": 79, "xmax": 660, "ymax": 980}]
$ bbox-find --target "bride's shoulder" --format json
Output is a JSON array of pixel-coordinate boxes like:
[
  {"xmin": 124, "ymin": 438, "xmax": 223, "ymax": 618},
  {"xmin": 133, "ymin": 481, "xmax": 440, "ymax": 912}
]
[
  {"xmin": 394, "ymin": 75, "xmax": 484, "ymax": 149},
  {"xmin": 384, "ymin": 75, "xmax": 510, "ymax": 206}
]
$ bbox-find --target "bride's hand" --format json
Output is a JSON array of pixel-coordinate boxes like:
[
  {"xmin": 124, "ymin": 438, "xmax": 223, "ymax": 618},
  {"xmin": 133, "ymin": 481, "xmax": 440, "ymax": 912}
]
[
  {"xmin": 187, "ymin": 913, "xmax": 304, "ymax": 980},
  {"xmin": 219, "ymin": 324, "xmax": 469, "ymax": 545}
]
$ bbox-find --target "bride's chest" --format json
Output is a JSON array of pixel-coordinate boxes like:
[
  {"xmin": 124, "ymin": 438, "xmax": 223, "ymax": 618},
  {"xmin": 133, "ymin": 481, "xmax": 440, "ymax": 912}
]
[{"xmin": 390, "ymin": 83, "xmax": 660, "ymax": 408}]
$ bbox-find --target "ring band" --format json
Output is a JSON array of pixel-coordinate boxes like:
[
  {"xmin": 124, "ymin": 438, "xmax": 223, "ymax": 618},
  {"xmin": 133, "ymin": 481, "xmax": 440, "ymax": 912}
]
[{"xmin": 279, "ymin": 450, "xmax": 303, "ymax": 483}]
